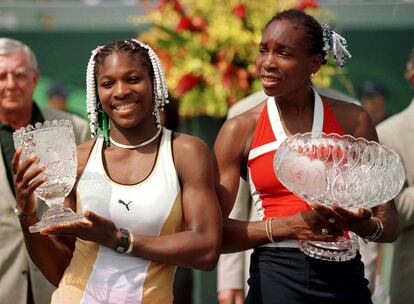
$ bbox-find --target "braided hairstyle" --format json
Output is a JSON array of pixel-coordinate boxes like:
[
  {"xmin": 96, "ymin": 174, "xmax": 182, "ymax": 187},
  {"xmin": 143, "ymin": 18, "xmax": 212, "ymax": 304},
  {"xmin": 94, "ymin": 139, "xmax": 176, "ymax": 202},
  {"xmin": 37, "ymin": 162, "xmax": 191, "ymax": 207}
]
[
  {"xmin": 86, "ymin": 39, "xmax": 169, "ymax": 144},
  {"xmin": 95, "ymin": 40, "xmax": 154, "ymax": 81},
  {"xmin": 265, "ymin": 9, "xmax": 327, "ymax": 64},
  {"xmin": 265, "ymin": 9, "xmax": 351, "ymax": 67}
]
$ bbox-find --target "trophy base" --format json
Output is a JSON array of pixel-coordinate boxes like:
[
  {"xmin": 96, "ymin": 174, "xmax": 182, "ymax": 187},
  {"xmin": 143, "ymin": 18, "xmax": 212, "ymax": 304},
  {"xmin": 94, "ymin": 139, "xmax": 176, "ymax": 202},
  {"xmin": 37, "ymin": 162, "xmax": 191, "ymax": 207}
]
[
  {"xmin": 299, "ymin": 237, "xmax": 357, "ymax": 262},
  {"xmin": 29, "ymin": 205, "xmax": 84, "ymax": 233}
]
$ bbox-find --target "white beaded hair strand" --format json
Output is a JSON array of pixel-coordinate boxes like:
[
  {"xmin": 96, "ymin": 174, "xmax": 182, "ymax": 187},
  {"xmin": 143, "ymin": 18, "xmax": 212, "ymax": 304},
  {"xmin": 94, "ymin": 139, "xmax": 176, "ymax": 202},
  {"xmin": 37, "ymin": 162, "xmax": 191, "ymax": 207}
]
[
  {"xmin": 85, "ymin": 40, "xmax": 169, "ymax": 138},
  {"xmin": 86, "ymin": 46, "xmax": 102, "ymax": 138},
  {"xmin": 322, "ymin": 24, "xmax": 352, "ymax": 67},
  {"xmin": 131, "ymin": 39, "xmax": 169, "ymax": 126}
]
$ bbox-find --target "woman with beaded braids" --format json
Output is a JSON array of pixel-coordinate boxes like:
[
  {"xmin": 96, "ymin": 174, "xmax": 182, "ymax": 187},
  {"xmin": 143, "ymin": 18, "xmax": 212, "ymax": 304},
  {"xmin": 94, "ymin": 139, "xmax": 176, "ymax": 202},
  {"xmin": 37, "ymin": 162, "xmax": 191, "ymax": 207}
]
[
  {"xmin": 12, "ymin": 39, "xmax": 221, "ymax": 303},
  {"xmin": 213, "ymin": 9, "xmax": 399, "ymax": 304}
]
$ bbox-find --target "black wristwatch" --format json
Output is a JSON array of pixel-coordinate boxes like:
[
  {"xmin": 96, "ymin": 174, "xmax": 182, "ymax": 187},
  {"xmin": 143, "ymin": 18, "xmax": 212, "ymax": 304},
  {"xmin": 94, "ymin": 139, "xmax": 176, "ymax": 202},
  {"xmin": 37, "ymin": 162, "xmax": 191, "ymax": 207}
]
[{"xmin": 115, "ymin": 228, "xmax": 130, "ymax": 254}]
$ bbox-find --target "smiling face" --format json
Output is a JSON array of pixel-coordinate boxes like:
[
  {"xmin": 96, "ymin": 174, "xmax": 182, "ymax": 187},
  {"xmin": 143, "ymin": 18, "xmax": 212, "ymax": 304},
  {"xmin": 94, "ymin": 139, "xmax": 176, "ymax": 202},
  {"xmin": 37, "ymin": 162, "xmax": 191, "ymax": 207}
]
[
  {"xmin": 96, "ymin": 51, "xmax": 154, "ymax": 130},
  {"xmin": 256, "ymin": 19, "xmax": 322, "ymax": 98}
]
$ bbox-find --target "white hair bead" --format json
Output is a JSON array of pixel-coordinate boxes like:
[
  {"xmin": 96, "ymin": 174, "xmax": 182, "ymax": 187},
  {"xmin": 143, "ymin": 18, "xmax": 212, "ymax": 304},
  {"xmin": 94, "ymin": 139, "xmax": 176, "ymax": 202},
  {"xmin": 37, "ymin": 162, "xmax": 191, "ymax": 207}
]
[{"xmin": 85, "ymin": 40, "xmax": 169, "ymax": 137}]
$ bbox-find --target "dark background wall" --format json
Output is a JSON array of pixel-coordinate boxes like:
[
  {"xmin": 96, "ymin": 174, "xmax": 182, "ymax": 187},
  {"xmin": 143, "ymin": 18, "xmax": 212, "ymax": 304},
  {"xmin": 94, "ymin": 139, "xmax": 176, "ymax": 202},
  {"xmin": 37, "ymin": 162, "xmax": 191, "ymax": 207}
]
[{"xmin": 336, "ymin": 28, "xmax": 413, "ymax": 115}]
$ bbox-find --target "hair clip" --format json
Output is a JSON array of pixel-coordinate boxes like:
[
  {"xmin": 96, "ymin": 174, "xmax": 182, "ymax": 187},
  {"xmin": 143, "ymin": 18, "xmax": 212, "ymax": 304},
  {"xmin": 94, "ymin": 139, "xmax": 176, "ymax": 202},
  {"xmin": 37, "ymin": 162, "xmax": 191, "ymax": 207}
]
[
  {"xmin": 94, "ymin": 45, "xmax": 103, "ymax": 54},
  {"xmin": 322, "ymin": 24, "xmax": 351, "ymax": 67}
]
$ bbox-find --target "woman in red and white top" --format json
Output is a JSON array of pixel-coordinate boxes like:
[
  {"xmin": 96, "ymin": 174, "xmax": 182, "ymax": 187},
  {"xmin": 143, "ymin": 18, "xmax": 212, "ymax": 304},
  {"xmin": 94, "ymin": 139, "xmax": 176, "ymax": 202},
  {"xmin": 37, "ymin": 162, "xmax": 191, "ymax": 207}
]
[{"xmin": 214, "ymin": 9, "xmax": 399, "ymax": 304}]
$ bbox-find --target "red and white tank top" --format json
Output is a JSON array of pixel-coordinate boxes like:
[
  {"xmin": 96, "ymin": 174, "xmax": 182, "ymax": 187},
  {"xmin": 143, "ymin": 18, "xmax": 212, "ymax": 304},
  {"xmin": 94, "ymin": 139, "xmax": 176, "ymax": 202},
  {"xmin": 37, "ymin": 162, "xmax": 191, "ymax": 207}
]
[{"xmin": 247, "ymin": 89, "xmax": 345, "ymax": 221}]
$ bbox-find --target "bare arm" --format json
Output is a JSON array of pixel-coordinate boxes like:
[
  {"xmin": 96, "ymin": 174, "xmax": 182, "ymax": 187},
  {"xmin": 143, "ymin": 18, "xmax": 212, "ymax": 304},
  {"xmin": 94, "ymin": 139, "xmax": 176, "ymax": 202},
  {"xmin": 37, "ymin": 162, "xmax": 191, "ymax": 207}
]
[
  {"xmin": 128, "ymin": 134, "xmax": 222, "ymax": 270},
  {"xmin": 319, "ymin": 101, "xmax": 400, "ymax": 243},
  {"xmin": 351, "ymin": 105, "xmax": 399, "ymax": 242},
  {"xmin": 43, "ymin": 135, "xmax": 222, "ymax": 271},
  {"xmin": 12, "ymin": 141, "xmax": 94, "ymax": 286},
  {"xmin": 214, "ymin": 116, "xmax": 340, "ymax": 253}
]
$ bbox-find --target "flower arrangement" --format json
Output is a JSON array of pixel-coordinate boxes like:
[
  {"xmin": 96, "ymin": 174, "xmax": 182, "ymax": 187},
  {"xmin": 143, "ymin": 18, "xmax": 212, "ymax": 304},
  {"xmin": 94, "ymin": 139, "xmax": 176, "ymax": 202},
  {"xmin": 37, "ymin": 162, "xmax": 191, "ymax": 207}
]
[{"xmin": 139, "ymin": 0, "xmax": 338, "ymax": 118}]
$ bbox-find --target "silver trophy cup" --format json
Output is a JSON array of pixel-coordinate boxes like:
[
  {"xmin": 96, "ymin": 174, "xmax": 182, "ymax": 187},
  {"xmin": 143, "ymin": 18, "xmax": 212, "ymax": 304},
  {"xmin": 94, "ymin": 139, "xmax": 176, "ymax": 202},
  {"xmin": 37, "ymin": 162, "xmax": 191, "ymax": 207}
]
[
  {"xmin": 274, "ymin": 132, "xmax": 405, "ymax": 261},
  {"xmin": 13, "ymin": 120, "xmax": 83, "ymax": 233}
]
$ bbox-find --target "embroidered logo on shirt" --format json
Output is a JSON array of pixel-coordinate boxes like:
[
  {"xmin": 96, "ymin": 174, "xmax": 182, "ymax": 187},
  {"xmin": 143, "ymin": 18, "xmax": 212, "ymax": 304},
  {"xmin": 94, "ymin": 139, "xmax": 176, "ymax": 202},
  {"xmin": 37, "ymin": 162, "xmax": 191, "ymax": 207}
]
[{"xmin": 118, "ymin": 199, "xmax": 133, "ymax": 211}]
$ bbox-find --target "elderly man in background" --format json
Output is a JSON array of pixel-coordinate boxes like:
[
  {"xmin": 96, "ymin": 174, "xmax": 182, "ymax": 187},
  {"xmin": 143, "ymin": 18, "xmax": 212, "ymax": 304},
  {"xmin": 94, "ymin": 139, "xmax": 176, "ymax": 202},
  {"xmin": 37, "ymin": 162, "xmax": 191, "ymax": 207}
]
[
  {"xmin": 0, "ymin": 38, "xmax": 89, "ymax": 304},
  {"xmin": 376, "ymin": 47, "xmax": 414, "ymax": 304}
]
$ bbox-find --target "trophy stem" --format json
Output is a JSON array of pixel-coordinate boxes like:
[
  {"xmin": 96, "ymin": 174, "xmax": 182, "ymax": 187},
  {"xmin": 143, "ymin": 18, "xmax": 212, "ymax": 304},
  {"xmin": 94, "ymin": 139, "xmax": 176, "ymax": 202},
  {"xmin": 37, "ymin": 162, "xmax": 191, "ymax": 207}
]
[
  {"xmin": 29, "ymin": 202, "xmax": 84, "ymax": 233},
  {"xmin": 46, "ymin": 197, "xmax": 65, "ymax": 207}
]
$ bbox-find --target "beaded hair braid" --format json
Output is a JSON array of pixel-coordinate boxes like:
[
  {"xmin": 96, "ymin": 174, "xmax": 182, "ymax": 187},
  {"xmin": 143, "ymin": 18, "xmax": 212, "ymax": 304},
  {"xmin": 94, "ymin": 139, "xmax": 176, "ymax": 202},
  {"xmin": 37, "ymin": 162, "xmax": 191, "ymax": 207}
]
[
  {"xmin": 85, "ymin": 39, "xmax": 169, "ymax": 141},
  {"xmin": 322, "ymin": 24, "xmax": 351, "ymax": 67}
]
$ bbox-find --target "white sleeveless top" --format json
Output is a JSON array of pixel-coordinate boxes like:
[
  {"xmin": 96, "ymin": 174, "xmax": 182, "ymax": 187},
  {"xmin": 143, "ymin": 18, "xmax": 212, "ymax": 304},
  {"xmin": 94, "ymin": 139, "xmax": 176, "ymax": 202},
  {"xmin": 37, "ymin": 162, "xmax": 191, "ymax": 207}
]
[{"xmin": 52, "ymin": 128, "xmax": 183, "ymax": 304}]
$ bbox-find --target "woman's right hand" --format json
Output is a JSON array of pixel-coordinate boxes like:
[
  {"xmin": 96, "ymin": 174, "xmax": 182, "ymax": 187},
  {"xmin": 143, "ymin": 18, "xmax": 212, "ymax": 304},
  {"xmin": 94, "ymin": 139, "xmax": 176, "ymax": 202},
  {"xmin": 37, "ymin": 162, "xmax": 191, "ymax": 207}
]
[
  {"xmin": 12, "ymin": 148, "xmax": 46, "ymax": 216},
  {"xmin": 276, "ymin": 210, "xmax": 343, "ymax": 242}
]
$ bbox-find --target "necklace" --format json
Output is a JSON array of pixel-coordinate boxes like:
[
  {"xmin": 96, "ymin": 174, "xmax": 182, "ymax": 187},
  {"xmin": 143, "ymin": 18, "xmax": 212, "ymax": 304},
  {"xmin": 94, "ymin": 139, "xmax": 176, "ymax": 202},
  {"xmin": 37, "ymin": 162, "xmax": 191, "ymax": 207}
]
[{"xmin": 109, "ymin": 128, "xmax": 162, "ymax": 149}]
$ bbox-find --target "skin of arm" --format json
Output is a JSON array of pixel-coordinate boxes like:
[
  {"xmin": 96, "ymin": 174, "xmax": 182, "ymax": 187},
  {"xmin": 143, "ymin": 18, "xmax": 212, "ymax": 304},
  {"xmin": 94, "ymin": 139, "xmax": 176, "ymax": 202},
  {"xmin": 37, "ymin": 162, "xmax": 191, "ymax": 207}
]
[
  {"xmin": 215, "ymin": 98, "xmax": 399, "ymax": 254},
  {"xmin": 126, "ymin": 134, "xmax": 222, "ymax": 270},
  {"xmin": 12, "ymin": 140, "xmax": 95, "ymax": 286},
  {"xmin": 42, "ymin": 134, "xmax": 222, "ymax": 271},
  {"xmin": 313, "ymin": 98, "xmax": 400, "ymax": 243},
  {"xmin": 214, "ymin": 109, "xmax": 341, "ymax": 253}
]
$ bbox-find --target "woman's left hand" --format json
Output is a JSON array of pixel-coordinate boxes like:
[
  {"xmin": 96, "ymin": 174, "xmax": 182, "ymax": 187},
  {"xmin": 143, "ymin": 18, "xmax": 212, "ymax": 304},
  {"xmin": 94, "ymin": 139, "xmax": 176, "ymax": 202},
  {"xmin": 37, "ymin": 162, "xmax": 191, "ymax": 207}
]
[
  {"xmin": 40, "ymin": 210, "xmax": 119, "ymax": 250},
  {"xmin": 312, "ymin": 202, "xmax": 377, "ymax": 237}
]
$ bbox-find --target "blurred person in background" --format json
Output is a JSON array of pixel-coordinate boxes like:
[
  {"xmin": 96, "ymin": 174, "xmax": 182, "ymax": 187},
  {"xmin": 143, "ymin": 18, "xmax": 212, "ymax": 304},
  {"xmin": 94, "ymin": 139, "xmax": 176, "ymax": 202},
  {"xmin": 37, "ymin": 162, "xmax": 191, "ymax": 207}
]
[
  {"xmin": 376, "ymin": 47, "xmax": 414, "ymax": 304},
  {"xmin": 359, "ymin": 81, "xmax": 393, "ymax": 304},
  {"xmin": 360, "ymin": 80, "xmax": 390, "ymax": 126},
  {"xmin": 46, "ymin": 81, "xmax": 70, "ymax": 112},
  {"xmin": 0, "ymin": 38, "xmax": 89, "ymax": 304}
]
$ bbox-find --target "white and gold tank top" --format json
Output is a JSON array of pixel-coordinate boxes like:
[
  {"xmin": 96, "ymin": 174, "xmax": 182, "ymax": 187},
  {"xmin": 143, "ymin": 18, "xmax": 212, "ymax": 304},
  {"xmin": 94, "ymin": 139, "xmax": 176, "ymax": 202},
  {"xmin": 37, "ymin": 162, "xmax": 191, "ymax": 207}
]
[{"xmin": 52, "ymin": 128, "xmax": 183, "ymax": 304}]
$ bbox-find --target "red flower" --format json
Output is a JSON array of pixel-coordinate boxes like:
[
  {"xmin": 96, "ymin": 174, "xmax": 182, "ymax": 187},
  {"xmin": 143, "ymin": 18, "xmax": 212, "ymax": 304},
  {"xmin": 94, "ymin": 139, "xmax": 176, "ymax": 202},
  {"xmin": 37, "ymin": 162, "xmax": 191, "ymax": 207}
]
[
  {"xmin": 233, "ymin": 3, "xmax": 246, "ymax": 20},
  {"xmin": 176, "ymin": 73, "xmax": 201, "ymax": 97},
  {"xmin": 296, "ymin": 0, "xmax": 319, "ymax": 10},
  {"xmin": 173, "ymin": 0, "xmax": 185, "ymax": 15},
  {"xmin": 223, "ymin": 63, "xmax": 235, "ymax": 88},
  {"xmin": 236, "ymin": 68, "xmax": 250, "ymax": 91},
  {"xmin": 176, "ymin": 16, "xmax": 198, "ymax": 32},
  {"xmin": 157, "ymin": 0, "xmax": 184, "ymax": 15}
]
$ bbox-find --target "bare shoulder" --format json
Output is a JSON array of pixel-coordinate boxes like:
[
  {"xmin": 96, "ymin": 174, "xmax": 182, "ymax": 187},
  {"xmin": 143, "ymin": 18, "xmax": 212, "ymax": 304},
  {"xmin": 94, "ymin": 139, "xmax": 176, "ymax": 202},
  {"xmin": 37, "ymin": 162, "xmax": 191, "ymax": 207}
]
[
  {"xmin": 76, "ymin": 139, "xmax": 96, "ymax": 174},
  {"xmin": 170, "ymin": 132, "xmax": 213, "ymax": 181},
  {"xmin": 172, "ymin": 132, "xmax": 211, "ymax": 156},
  {"xmin": 324, "ymin": 96, "xmax": 375, "ymax": 139},
  {"xmin": 221, "ymin": 102, "xmax": 264, "ymax": 140},
  {"xmin": 214, "ymin": 102, "xmax": 264, "ymax": 166}
]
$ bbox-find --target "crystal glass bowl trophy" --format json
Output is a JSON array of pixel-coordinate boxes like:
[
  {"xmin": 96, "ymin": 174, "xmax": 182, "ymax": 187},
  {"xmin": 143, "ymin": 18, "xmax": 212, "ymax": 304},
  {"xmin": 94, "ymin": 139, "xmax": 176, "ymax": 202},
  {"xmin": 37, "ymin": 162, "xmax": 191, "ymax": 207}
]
[
  {"xmin": 13, "ymin": 120, "xmax": 83, "ymax": 233},
  {"xmin": 274, "ymin": 132, "xmax": 405, "ymax": 261}
]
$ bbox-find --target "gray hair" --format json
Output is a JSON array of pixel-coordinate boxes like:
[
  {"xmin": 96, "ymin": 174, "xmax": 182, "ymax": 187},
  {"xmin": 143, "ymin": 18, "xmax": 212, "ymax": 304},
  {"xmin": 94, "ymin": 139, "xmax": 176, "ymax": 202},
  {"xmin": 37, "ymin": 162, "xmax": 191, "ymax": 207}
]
[{"xmin": 0, "ymin": 37, "xmax": 38, "ymax": 70}]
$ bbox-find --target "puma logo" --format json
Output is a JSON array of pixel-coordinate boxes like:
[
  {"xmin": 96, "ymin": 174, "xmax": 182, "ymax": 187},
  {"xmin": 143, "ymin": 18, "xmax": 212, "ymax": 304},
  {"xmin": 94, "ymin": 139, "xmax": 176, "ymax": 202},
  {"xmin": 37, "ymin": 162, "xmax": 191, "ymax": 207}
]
[{"xmin": 118, "ymin": 199, "xmax": 133, "ymax": 211}]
